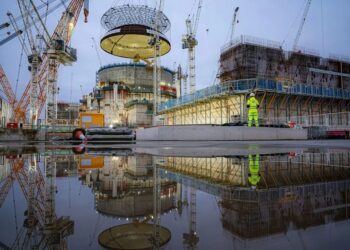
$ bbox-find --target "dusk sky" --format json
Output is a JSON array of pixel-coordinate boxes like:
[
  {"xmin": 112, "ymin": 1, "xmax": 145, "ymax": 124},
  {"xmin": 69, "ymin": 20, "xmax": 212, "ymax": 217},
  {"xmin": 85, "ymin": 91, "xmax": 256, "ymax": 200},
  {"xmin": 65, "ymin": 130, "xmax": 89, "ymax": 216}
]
[{"xmin": 0, "ymin": 0, "xmax": 349, "ymax": 106}]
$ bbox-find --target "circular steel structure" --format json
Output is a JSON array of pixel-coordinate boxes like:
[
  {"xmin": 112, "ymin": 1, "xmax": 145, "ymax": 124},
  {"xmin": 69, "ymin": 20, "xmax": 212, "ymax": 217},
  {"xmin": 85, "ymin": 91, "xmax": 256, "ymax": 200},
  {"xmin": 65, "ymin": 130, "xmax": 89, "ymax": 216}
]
[
  {"xmin": 98, "ymin": 223, "xmax": 171, "ymax": 250},
  {"xmin": 101, "ymin": 5, "xmax": 170, "ymax": 33},
  {"xmin": 100, "ymin": 25, "xmax": 171, "ymax": 59},
  {"xmin": 100, "ymin": 5, "xmax": 171, "ymax": 59}
]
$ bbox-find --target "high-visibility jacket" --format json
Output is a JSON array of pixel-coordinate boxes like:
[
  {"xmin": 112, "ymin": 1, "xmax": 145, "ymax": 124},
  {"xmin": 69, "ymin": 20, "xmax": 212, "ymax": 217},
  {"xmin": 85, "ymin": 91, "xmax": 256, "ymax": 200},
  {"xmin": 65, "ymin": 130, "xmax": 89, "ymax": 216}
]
[
  {"xmin": 247, "ymin": 97, "xmax": 259, "ymax": 110},
  {"xmin": 248, "ymin": 154, "xmax": 260, "ymax": 186}
]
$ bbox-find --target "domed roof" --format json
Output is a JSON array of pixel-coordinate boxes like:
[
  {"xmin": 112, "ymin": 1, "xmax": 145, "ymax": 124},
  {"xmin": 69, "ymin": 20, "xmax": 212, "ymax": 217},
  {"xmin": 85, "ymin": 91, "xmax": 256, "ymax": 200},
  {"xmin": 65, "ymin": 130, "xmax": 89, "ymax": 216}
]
[{"xmin": 101, "ymin": 5, "xmax": 171, "ymax": 33}]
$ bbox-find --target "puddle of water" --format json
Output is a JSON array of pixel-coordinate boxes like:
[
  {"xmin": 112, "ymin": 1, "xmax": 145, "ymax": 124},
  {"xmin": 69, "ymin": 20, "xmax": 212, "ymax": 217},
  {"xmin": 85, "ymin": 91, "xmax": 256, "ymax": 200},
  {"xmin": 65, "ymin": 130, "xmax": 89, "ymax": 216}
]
[{"xmin": 0, "ymin": 143, "xmax": 350, "ymax": 249}]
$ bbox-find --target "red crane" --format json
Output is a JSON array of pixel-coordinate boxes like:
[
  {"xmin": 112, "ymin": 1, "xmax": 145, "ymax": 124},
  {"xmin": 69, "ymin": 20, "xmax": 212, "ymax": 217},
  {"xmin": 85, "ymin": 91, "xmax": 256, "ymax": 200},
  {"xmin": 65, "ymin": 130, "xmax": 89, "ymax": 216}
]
[{"xmin": 0, "ymin": 0, "xmax": 89, "ymax": 124}]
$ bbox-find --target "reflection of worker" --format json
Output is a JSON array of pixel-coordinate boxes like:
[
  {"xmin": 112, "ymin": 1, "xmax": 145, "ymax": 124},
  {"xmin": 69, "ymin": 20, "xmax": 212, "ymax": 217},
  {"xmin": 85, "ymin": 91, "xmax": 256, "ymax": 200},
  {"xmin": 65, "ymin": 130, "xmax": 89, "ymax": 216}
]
[
  {"xmin": 248, "ymin": 154, "xmax": 260, "ymax": 190},
  {"xmin": 247, "ymin": 93, "xmax": 259, "ymax": 127}
]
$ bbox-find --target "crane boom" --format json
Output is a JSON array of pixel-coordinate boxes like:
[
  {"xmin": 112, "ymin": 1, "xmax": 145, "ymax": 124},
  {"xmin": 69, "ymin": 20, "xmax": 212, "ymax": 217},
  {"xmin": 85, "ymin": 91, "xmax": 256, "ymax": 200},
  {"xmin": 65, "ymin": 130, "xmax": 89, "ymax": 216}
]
[
  {"xmin": 192, "ymin": 0, "xmax": 203, "ymax": 37},
  {"xmin": 0, "ymin": 0, "xmax": 70, "ymax": 47},
  {"xmin": 0, "ymin": 30, "xmax": 23, "ymax": 47},
  {"xmin": 230, "ymin": 7, "xmax": 239, "ymax": 42},
  {"xmin": 91, "ymin": 37, "xmax": 102, "ymax": 67},
  {"xmin": 7, "ymin": 12, "xmax": 30, "ymax": 56},
  {"xmin": 293, "ymin": 0, "xmax": 312, "ymax": 51}
]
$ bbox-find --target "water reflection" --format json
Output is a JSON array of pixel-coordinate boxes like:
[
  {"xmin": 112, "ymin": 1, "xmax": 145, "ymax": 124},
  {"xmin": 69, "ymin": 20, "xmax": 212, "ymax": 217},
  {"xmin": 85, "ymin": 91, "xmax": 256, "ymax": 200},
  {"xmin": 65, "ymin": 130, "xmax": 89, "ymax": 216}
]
[
  {"xmin": 78, "ymin": 154, "xmax": 178, "ymax": 219},
  {"xmin": 158, "ymin": 150, "xmax": 350, "ymax": 249},
  {"xmin": 0, "ymin": 146, "xmax": 349, "ymax": 249},
  {"xmin": 0, "ymin": 153, "xmax": 74, "ymax": 249}
]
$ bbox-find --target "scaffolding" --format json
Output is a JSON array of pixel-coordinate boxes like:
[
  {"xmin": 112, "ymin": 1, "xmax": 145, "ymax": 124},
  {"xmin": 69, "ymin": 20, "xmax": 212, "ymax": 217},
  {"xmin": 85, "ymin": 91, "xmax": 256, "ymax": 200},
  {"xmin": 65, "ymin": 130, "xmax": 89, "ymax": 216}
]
[
  {"xmin": 159, "ymin": 78, "xmax": 350, "ymax": 125},
  {"xmin": 158, "ymin": 152, "xmax": 350, "ymax": 190},
  {"xmin": 159, "ymin": 35, "xmax": 350, "ymax": 126}
]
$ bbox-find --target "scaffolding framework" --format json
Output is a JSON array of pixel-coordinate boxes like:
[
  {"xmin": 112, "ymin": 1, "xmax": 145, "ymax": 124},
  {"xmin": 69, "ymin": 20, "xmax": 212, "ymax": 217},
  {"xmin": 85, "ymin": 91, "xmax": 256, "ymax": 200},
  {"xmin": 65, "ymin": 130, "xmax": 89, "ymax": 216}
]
[{"xmin": 159, "ymin": 79, "xmax": 350, "ymax": 126}]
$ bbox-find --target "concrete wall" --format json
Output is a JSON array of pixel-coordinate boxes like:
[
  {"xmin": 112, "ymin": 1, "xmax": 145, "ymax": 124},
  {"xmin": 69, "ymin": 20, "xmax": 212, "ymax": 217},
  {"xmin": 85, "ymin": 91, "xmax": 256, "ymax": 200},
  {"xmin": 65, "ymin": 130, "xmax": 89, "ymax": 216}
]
[{"xmin": 136, "ymin": 125, "xmax": 307, "ymax": 141}]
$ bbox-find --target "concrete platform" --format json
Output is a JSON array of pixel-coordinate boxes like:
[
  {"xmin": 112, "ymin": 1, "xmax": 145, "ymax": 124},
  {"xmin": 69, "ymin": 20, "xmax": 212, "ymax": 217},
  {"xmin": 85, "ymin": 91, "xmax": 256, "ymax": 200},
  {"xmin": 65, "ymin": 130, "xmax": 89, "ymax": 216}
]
[{"xmin": 136, "ymin": 125, "xmax": 307, "ymax": 141}]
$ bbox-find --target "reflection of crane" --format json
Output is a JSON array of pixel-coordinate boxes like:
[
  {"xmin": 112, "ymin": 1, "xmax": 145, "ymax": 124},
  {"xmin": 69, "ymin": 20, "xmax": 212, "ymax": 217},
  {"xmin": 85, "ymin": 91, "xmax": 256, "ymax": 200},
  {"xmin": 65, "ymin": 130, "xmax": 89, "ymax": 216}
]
[
  {"xmin": 229, "ymin": 7, "xmax": 239, "ymax": 43},
  {"xmin": 183, "ymin": 187, "xmax": 199, "ymax": 250},
  {"xmin": 0, "ymin": 0, "xmax": 89, "ymax": 125},
  {"xmin": 1, "ymin": 155, "xmax": 74, "ymax": 249},
  {"xmin": 182, "ymin": 0, "xmax": 203, "ymax": 94},
  {"xmin": 292, "ymin": 0, "xmax": 312, "ymax": 51}
]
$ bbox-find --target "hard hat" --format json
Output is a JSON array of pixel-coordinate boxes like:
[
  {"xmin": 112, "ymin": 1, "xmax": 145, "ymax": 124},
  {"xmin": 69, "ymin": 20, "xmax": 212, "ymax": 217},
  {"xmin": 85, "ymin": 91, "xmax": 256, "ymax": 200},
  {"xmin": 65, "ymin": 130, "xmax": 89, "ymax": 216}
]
[{"xmin": 250, "ymin": 93, "xmax": 255, "ymax": 97}]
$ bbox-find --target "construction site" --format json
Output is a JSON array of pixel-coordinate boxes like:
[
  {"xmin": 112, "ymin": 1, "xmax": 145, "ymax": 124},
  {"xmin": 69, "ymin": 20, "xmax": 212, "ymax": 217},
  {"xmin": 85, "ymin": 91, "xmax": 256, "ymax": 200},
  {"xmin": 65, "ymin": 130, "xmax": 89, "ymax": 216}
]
[
  {"xmin": 0, "ymin": 0, "xmax": 347, "ymax": 140},
  {"xmin": 0, "ymin": 0, "xmax": 350, "ymax": 249}
]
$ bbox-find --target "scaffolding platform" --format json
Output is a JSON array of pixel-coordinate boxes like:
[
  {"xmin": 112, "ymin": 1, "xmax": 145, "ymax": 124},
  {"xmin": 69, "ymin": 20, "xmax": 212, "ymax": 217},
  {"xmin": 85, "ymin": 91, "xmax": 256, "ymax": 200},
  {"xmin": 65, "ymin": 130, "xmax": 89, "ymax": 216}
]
[{"xmin": 159, "ymin": 78, "xmax": 350, "ymax": 112}]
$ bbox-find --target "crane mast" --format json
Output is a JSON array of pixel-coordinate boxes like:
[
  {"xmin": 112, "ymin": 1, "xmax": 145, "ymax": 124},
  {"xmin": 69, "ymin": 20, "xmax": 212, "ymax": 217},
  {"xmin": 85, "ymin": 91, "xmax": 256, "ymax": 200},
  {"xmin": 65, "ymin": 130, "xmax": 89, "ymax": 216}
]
[
  {"xmin": 293, "ymin": 0, "xmax": 312, "ymax": 51},
  {"xmin": 152, "ymin": 1, "xmax": 164, "ymax": 244},
  {"xmin": 152, "ymin": 0, "xmax": 164, "ymax": 125},
  {"xmin": 182, "ymin": 0, "xmax": 203, "ymax": 94},
  {"xmin": 0, "ymin": 0, "xmax": 87, "ymax": 125}
]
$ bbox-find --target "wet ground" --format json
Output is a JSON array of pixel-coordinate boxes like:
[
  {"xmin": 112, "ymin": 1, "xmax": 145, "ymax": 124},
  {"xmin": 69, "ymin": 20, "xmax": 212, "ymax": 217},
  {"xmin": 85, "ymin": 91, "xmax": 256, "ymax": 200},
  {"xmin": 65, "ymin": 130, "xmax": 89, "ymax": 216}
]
[{"xmin": 0, "ymin": 140, "xmax": 350, "ymax": 249}]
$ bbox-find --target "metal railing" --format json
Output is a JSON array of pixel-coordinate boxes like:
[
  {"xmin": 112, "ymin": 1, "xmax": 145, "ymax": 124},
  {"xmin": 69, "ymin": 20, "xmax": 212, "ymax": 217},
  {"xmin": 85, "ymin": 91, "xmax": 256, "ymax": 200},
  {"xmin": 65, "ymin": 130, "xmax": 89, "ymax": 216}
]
[{"xmin": 159, "ymin": 78, "xmax": 350, "ymax": 112}]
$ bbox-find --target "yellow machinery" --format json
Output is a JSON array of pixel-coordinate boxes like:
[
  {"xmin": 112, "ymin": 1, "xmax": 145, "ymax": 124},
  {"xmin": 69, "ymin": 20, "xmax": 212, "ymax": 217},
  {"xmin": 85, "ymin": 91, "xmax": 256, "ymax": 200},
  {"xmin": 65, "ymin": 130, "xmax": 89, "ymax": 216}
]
[{"xmin": 79, "ymin": 112, "xmax": 104, "ymax": 128}]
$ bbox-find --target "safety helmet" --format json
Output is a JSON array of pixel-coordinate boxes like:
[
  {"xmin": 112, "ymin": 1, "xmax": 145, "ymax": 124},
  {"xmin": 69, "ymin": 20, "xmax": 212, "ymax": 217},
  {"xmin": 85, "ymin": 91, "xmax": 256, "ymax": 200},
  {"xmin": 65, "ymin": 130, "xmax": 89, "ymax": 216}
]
[{"xmin": 250, "ymin": 93, "xmax": 255, "ymax": 97}]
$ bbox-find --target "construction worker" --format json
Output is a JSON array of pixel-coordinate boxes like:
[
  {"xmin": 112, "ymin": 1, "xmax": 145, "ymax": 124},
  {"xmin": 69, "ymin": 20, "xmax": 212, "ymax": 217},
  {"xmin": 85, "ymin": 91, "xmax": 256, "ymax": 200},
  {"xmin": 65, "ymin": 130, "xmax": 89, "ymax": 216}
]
[
  {"xmin": 248, "ymin": 154, "xmax": 260, "ymax": 190},
  {"xmin": 247, "ymin": 93, "xmax": 259, "ymax": 127}
]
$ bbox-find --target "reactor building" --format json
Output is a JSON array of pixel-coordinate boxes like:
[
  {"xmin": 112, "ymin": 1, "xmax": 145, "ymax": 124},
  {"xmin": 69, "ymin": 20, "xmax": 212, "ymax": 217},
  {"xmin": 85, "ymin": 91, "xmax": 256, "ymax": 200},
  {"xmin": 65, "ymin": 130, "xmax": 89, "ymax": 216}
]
[{"xmin": 80, "ymin": 63, "xmax": 176, "ymax": 127}]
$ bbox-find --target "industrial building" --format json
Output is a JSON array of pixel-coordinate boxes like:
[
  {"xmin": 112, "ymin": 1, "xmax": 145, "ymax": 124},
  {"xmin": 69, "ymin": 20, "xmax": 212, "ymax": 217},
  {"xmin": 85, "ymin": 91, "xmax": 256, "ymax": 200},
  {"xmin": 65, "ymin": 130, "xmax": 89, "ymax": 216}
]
[
  {"xmin": 80, "ymin": 63, "xmax": 176, "ymax": 127},
  {"xmin": 47, "ymin": 102, "xmax": 79, "ymax": 125},
  {"xmin": 159, "ymin": 36, "xmax": 350, "ymax": 128}
]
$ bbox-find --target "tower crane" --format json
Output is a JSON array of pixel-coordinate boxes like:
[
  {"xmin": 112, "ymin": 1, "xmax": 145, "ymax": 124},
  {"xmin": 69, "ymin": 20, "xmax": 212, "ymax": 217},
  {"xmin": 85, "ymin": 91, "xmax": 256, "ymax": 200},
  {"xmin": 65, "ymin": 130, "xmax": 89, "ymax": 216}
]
[
  {"xmin": 175, "ymin": 64, "xmax": 188, "ymax": 97},
  {"xmin": 151, "ymin": 1, "xmax": 165, "ymax": 244},
  {"xmin": 229, "ymin": 7, "xmax": 239, "ymax": 43},
  {"xmin": 0, "ymin": 0, "xmax": 89, "ymax": 125},
  {"xmin": 292, "ymin": 0, "xmax": 312, "ymax": 52},
  {"xmin": 182, "ymin": 0, "xmax": 203, "ymax": 94}
]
